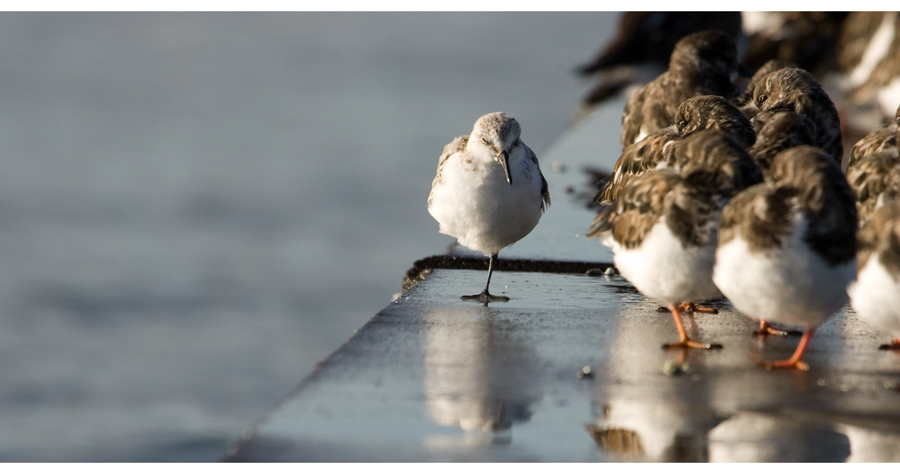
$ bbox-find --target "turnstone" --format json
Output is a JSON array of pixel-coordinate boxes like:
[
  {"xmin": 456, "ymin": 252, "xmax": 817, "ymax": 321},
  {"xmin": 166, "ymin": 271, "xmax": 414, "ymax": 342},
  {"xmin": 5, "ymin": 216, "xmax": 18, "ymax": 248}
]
[
  {"xmin": 849, "ymin": 199, "xmax": 900, "ymax": 351},
  {"xmin": 751, "ymin": 67, "xmax": 844, "ymax": 167},
  {"xmin": 845, "ymin": 150, "xmax": 900, "ymax": 227},
  {"xmin": 600, "ymin": 95, "xmax": 754, "ymax": 203},
  {"xmin": 620, "ymin": 30, "xmax": 743, "ymax": 149},
  {"xmin": 847, "ymin": 103, "xmax": 900, "ymax": 169},
  {"xmin": 845, "ymin": 104, "xmax": 900, "ymax": 225},
  {"xmin": 574, "ymin": 12, "xmax": 743, "ymax": 117},
  {"xmin": 713, "ymin": 146, "xmax": 857, "ymax": 370},
  {"xmin": 428, "ymin": 112, "xmax": 550, "ymax": 304},
  {"xmin": 733, "ymin": 59, "xmax": 797, "ymax": 116},
  {"xmin": 589, "ymin": 130, "xmax": 762, "ymax": 349}
]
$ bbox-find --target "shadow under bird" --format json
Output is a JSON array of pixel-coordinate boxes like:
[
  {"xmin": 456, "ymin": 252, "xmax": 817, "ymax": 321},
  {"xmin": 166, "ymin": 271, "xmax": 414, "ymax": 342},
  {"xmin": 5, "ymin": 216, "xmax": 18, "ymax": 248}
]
[
  {"xmin": 589, "ymin": 130, "xmax": 762, "ymax": 349},
  {"xmin": 713, "ymin": 146, "xmax": 857, "ymax": 370},
  {"xmin": 428, "ymin": 112, "xmax": 550, "ymax": 304}
]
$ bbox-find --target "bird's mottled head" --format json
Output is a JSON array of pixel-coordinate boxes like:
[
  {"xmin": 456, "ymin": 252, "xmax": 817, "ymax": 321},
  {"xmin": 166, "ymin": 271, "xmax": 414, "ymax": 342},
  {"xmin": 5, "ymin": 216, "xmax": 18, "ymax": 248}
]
[
  {"xmin": 472, "ymin": 112, "xmax": 521, "ymax": 153},
  {"xmin": 752, "ymin": 67, "xmax": 830, "ymax": 113},
  {"xmin": 675, "ymin": 95, "xmax": 756, "ymax": 148},
  {"xmin": 471, "ymin": 112, "xmax": 521, "ymax": 184},
  {"xmin": 669, "ymin": 29, "xmax": 738, "ymax": 74}
]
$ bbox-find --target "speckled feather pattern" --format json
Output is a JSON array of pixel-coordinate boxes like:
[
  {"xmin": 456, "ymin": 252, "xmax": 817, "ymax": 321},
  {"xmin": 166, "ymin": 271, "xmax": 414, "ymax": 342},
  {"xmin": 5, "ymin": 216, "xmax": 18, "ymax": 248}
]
[
  {"xmin": 714, "ymin": 147, "xmax": 857, "ymax": 328},
  {"xmin": 601, "ymin": 96, "xmax": 755, "ymax": 203},
  {"xmin": 589, "ymin": 131, "xmax": 761, "ymax": 305},
  {"xmin": 751, "ymin": 68, "xmax": 844, "ymax": 166},
  {"xmin": 620, "ymin": 30, "xmax": 742, "ymax": 149}
]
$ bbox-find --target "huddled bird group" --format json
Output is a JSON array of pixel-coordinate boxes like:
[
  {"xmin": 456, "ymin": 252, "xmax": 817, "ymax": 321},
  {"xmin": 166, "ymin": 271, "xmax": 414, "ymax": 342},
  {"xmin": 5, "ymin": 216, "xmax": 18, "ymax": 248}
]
[{"xmin": 428, "ymin": 13, "xmax": 900, "ymax": 372}]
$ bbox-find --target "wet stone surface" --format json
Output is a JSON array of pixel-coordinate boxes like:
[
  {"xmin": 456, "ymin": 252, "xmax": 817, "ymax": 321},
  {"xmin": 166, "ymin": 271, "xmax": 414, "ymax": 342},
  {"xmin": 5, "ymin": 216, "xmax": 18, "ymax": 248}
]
[{"xmin": 224, "ymin": 268, "xmax": 900, "ymax": 462}]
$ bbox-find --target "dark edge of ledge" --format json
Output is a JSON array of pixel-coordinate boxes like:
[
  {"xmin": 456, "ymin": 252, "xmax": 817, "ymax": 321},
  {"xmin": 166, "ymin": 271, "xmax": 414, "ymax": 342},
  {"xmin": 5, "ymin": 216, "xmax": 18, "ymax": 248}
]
[{"xmin": 402, "ymin": 255, "xmax": 615, "ymax": 293}]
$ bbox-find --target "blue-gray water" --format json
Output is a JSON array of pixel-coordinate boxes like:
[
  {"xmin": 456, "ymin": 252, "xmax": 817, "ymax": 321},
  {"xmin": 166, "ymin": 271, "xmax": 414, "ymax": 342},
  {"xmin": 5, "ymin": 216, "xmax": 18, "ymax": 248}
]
[{"xmin": 0, "ymin": 12, "xmax": 616, "ymax": 461}]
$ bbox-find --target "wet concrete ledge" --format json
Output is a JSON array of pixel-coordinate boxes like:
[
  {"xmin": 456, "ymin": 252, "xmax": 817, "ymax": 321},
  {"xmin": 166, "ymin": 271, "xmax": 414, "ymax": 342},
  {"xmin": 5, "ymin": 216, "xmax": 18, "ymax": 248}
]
[{"xmin": 223, "ymin": 264, "xmax": 900, "ymax": 462}]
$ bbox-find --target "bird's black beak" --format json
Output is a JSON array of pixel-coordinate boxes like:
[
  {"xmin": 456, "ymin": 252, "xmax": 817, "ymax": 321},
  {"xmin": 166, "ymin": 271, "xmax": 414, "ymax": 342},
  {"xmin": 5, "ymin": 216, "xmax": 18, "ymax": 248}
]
[{"xmin": 499, "ymin": 150, "xmax": 512, "ymax": 185}]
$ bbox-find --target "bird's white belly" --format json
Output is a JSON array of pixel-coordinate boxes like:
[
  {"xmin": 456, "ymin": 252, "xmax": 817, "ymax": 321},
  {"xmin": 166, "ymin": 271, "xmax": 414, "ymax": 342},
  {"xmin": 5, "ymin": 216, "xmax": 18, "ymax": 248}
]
[
  {"xmin": 612, "ymin": 219, "xmax": 721, "ymax": 305},
  {"xmin": 713, "ymin": 227, "xmax": 855, "ymax": 328},
  {"xmin": 428, "ymin": 160, "xmax": 543, "ymax": 255},
  {"xmin": 849, "ymin": 256, "xmax": 900, "ymax": 338}
]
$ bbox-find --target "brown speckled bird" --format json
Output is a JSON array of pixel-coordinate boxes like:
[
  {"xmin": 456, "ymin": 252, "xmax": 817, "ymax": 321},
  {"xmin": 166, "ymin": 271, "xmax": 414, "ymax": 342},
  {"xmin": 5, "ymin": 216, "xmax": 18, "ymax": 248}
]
[
  {"xmin": 751, "ymin": 67, "xmax": 844, "ymax": 167},
  {"xmin": 714, "ymin": 146, "xmax": 857, "ymax": 370},
  {"xmin": 590, "ymin": 130, "xmax": 762, "ymax": 350},
  {"xmin": 620, "ymin": 30, "xmax": 742, "ymax": 150},
  {"xmin": 601, "ymin": 95, "xmax": 754, "ymax": 203}
]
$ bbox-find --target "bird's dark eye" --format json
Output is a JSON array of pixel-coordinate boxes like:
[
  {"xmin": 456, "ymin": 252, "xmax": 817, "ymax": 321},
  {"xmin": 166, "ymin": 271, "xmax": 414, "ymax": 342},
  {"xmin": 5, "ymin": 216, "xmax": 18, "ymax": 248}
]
[
  {"xmin": 757, "ymin": 95, "xmax": 768, "ymax": 105},
  {"xmin": 481, "ymin": 137, "xmax": 490, "ymax": 146},
  {"xmin": 678, "ymin": 120, "xmax": 687, "ymax": 129}
]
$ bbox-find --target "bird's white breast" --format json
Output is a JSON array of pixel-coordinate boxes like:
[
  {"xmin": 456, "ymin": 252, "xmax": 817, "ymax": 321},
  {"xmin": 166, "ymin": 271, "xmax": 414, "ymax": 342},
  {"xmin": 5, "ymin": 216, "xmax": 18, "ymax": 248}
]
[
  {"xmin": 612, "ymin": 218, "xmax": 722, "ymax": 305},
  {"xmin": 849, "ymin": 256, "xmax": 900, "ymax": 337},
  {"xmin": 713, "ymin": 216, "xmax": 856, "ymax": 328},
  {"xmin": 428, "ymin": 147, "xmax": 544, "ymax": 255}
]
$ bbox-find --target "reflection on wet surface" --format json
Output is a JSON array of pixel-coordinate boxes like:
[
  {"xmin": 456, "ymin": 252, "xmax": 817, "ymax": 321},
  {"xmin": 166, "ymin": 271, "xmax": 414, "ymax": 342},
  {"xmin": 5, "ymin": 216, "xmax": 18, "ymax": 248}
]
[
  {"xmin": 424, "ymin": 305, "xmax": 540, "ymax": 442},
  {"xmin": 227, "ymin": 269, "xmax": 900, "ymax": 462}
]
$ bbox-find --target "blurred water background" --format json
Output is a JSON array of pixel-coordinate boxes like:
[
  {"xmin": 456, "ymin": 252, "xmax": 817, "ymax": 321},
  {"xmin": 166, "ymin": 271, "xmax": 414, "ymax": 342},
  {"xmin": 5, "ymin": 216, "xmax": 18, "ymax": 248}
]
[{"xmin": 0, "ymin": 12, "xmax": 616, "ymax": 461}]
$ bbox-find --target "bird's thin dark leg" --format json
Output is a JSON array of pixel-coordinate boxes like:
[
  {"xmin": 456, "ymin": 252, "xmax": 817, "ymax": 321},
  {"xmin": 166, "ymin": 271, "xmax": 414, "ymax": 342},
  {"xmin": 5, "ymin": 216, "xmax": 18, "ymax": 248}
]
[{"xmin": 461, "ymin": 253, "xmax": 510, "ymax": 305}]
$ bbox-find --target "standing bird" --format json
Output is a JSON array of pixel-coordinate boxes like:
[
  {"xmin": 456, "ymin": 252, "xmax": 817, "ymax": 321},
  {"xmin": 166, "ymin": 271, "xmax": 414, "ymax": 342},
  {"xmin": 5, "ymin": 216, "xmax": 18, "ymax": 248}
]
[
  {"xmin": 849, "ymin": 200, "xmax": 900, "ymax": 350},
  {"xmin": 750, "ymin": 67, "xmax": 844, "ymax": 167},
  {"xmin": 428, "ymin": 112, "xmax": 550, "ymax": 304},
  {"xmin": 600, "ymin": 95, "xmax": 755, "ymax": 203},
  {"xmin": 589, "ymin": 131, "xmax": 762, "ymax": 349},
  {"xmin": 714, "ymin": 146, "xmax": 857, "ymax": 370},
  {"xmin": 620, "ymin": 30, "xmax": 743, "ymax": 150}
]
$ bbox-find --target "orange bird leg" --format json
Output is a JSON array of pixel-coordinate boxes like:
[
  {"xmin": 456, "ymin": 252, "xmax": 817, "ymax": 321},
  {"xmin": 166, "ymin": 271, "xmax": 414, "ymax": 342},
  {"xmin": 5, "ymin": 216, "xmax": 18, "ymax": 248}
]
[
  {"xmin": 879, "ymin": 337, "xmax": 900, "ymax": 350},
  {"xmin": 755, "ymin": 319, "xmax": 803, "ymax": 337},
  {"xmin": 760, "ymin": 327, "xmax": 815, "ymax": 371},
  {"xmin": 681, "ymin": 302, "xmax": 718, "ymax": 314},
  {"xmin": 662, "ymin": 304, "xmax": 723, "ymax": 350}
]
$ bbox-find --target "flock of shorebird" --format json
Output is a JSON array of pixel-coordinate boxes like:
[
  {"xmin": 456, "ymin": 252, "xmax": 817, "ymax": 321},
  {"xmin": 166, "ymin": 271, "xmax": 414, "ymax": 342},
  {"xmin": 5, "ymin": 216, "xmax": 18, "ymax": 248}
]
[{"xmin": 426, "ymin": 13, "xmax": 900, "ymax": 372}]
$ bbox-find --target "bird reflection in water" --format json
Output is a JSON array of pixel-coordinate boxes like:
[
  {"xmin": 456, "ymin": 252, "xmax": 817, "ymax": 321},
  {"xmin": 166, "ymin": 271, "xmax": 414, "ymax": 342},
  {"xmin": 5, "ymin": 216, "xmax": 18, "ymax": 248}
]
[
  {"xmin": 708, "ymin": 412, "xmax": 850, "ymax": 462},
  {"xmin": 584, "ymin": 296, "xmax": 728, "ymax": 461},
  {"xmin": 423, "ymin": 304, "xmax": 541, "ymax": 444}
]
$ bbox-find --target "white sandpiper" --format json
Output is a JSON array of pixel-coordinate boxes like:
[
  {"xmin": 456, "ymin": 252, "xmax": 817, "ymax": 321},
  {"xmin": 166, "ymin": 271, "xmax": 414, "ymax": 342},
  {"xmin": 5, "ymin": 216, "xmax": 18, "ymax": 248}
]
[{"xmin": 428, "ymin": 112, "xmax": 550, "ymax": 304}]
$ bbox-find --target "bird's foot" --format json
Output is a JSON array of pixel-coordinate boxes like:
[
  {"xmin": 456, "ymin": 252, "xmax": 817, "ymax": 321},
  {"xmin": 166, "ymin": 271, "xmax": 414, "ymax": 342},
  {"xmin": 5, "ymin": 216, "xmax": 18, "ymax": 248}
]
[
  {"xmin": 662, "ymin": 339, "xmax": 723, "ymax": 350},
  {"xmin": 878, "ymin": 338, "xmax": 900, "ymax": 350},
  {"xmin": 681, "ymin": 302, "xmax": 718, "ymax": 314},
  {"xmin": 753, "ymin": 321, "xmax": 802, "ymax": 337},
  {"xmin": 659, "ymin": 303, "xmax": 718, "ymax": 314},
  {"xmin": 461, "ymin": 291, "xmax": 509, "ymax": 305},
  {"xmin": 760, "ymin": 359, "xmax": 810, "ymax": 371}
]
